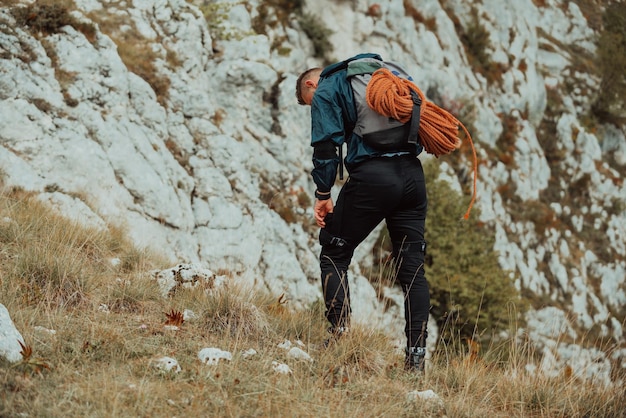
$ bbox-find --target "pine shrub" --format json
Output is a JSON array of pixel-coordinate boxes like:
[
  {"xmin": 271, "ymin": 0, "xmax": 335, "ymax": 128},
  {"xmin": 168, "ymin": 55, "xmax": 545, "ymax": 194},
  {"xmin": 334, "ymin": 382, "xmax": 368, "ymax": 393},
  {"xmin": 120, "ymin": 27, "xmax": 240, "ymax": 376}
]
[{"xmin": 423, "ymin": 161, "xmax": 526, "ymax": 347}]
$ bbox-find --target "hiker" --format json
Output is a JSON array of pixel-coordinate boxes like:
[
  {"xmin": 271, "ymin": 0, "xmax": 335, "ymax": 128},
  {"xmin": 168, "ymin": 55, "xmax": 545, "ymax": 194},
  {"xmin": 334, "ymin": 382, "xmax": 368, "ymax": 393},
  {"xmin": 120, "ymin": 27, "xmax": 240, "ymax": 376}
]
[{"xmin": 296, "ymin": 53, "xmax": 430, "ymax": 372}]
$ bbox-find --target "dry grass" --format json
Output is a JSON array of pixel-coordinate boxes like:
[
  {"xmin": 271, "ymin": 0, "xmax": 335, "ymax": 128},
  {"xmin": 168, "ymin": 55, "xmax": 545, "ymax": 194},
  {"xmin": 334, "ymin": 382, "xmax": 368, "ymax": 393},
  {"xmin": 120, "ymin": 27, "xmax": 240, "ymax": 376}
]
[{"xmin": 1, "ymin": 188, "xmax": 624, "ymax": 417}]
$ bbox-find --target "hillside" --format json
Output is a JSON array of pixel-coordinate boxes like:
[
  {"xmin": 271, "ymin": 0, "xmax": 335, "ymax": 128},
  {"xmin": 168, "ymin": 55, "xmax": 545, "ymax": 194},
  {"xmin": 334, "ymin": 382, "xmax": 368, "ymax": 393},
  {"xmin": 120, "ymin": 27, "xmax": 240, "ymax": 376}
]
[{"xmin": 0, "ymin": 0, "xmax": 624, "ymax": 387}]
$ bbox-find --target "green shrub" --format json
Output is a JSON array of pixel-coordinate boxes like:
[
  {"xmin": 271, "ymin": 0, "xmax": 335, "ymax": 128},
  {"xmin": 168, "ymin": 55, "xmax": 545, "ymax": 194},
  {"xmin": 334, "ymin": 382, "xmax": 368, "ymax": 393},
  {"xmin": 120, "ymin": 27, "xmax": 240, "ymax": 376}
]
[
  {"xmin": 423, "ymin": 162, "xmax": 525, "ymax": 345},
  {"xmin": 592, "ymin": 3, "xmax": 626, "ymax": 125}
]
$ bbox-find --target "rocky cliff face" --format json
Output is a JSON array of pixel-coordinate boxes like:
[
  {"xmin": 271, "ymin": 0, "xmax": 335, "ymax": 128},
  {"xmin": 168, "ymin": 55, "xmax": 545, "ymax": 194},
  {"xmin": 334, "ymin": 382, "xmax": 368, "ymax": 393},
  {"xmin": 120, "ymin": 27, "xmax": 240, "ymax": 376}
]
[{"xmin": 1, "ymin": 0, "xmax": 624, "ymax": 383}]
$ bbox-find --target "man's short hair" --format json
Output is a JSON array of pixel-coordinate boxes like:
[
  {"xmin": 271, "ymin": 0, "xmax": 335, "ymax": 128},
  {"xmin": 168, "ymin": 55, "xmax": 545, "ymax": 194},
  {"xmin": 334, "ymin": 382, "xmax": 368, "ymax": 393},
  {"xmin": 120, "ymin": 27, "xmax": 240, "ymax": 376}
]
[{"xmin": 295, "ymin": 68, "xmax": 321, "ymax": 105}]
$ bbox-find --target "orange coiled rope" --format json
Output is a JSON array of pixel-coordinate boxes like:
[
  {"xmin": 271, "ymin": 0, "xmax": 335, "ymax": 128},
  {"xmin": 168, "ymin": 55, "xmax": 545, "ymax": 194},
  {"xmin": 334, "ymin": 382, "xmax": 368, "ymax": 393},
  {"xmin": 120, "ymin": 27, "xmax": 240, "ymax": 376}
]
[{"xmin": 365, "ymin": 68, "xmax": 478, "ymax": 220}]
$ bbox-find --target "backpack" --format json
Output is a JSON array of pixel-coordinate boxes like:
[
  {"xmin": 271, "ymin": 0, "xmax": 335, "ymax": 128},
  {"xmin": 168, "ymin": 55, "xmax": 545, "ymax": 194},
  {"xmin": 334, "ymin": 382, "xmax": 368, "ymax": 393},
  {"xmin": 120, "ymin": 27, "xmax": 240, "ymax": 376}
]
[{"xmin": 347, "ymin": 57, "xmax": 422, "ymax": 152}]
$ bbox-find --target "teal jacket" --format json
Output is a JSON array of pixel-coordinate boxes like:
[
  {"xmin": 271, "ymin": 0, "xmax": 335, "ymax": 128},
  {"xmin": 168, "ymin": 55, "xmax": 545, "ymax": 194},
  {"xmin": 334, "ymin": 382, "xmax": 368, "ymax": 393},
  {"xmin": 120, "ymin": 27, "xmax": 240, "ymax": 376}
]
[{"xmin": 310, "ymin": 53, "xmax": 423, "ymax": 194}]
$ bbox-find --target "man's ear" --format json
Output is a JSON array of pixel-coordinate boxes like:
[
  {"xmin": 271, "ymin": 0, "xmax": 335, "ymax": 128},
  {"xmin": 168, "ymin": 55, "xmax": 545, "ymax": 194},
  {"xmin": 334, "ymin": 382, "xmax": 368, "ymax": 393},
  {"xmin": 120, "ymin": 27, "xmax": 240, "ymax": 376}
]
[{"xmin": 305, "ymin": 79, "xmax": 317, "ymax": 88}]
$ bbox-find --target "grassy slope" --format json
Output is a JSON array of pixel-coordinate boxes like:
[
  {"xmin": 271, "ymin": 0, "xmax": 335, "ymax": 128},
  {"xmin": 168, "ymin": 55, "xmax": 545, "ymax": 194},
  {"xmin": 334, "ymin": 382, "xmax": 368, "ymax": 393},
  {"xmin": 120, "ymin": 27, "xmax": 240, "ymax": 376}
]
[{"xmin": 1, "ymin": 189, "xmax": 624, "ymax": 417}]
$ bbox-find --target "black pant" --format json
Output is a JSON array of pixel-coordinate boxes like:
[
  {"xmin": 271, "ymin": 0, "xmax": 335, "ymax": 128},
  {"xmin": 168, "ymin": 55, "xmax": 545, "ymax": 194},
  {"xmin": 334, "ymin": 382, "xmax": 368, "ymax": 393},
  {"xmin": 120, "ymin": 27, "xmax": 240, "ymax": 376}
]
[{"xmin": 319, "ymin": 155, "xmax": 429, "ymax": 349}]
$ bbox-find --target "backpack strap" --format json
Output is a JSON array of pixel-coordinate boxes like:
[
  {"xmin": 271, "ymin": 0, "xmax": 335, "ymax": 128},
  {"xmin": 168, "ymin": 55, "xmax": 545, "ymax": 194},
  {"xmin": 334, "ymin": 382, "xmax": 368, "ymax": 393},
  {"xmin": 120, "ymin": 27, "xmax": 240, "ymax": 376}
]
[
  {"xmin": 338, "ymin": 143, "xmax": 344, "ymax": 181},
  {"xmin": 407, "ymin": 90, "xmax": 422, "ymax": 145}
]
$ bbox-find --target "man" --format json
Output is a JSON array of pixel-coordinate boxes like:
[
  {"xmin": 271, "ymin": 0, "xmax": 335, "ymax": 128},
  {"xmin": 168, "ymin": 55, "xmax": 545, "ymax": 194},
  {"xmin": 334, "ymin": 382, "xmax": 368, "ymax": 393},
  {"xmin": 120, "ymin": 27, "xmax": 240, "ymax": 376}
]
[{"xmin": 295, "ymin": 53, "xmax": 430, "ymax": 372}]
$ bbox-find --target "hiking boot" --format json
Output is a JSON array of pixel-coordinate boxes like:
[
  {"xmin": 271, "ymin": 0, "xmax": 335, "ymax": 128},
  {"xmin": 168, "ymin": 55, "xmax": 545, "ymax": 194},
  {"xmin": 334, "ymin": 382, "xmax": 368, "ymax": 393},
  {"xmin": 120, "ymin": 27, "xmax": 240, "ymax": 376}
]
[
  {"xmin": 405, "ymin": 347, "xmax": 426, "ymax": 373},
  {"xmin": 323, "ymin": 326, "xmax": 348, "ymax": 348}
]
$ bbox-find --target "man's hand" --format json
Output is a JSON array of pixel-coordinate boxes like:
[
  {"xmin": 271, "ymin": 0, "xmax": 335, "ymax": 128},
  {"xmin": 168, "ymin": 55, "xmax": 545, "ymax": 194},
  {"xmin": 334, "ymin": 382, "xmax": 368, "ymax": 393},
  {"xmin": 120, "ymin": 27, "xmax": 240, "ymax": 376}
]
[{"xmin": 314, "ymin": 198, "xmax": 334, "ymax": 228}]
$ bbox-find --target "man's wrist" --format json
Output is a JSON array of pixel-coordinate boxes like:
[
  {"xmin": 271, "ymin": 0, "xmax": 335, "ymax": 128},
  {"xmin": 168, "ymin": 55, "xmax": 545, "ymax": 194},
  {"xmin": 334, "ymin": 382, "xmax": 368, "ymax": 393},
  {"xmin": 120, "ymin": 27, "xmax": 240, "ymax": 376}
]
[{"xmin": 315, "ymin": 190, "xmax": 331, "ymax": 200}]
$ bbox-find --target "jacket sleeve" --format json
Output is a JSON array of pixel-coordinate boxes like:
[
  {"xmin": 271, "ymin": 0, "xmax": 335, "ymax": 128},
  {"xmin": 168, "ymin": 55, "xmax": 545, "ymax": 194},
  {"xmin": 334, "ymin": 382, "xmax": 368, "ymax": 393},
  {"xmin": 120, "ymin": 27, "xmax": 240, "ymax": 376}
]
[{"xmin": 309, "ymin": 84, "xmax": 345, "ymax": 194}]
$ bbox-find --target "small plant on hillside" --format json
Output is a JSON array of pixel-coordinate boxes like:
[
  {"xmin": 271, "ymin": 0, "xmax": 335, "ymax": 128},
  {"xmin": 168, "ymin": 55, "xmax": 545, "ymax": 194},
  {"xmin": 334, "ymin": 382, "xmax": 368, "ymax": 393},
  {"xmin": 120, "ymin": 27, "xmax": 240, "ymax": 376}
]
[
  {"xmin": 200, "ymin": 286, "xmax": 271, "ymax": 338},
  {"xmin": 297, "ymin": 12, "xmax": 334, "ymax": 61},
  {"xmin": 257, "ymin": 172, "xmax": 311, "ymax": 226},
  {"xmin": 198, "ymin": 1, "xmax": 256, "ymax": 41},
  {"xmin": 14, "ymin": 341, "xmax": 51, "ymax": 375},
  {"xmin": 404, "ymin": 0, "xmax": 437, "ymax": 31},
  {"xmin": 252, "ymin": 0, "xmax": 304, "ymax": 34},
  {"xmin": 463, "ymin": 14, "xmax": 490, "ymax": 66},
  {"xmin": 11, "ymin": 0, "xmax": 96, "ymax": 41},
  {"xmin": 453, "ymin": 8, "xmax": 504, "ymax": 85},
  {"xmin": 198, "ymin": 1, "xmax": 231, "ymax": 40},
  {"xmin": 82, "ymin": 8, "xmax": 173, "ymax": 106},
  {"xmin": 9, "ymin": 0, "xmax": 97, "ymax": 106},
  {"xmin": 117, "ymin": 41, "xmax": 170, "ymax": 105}
]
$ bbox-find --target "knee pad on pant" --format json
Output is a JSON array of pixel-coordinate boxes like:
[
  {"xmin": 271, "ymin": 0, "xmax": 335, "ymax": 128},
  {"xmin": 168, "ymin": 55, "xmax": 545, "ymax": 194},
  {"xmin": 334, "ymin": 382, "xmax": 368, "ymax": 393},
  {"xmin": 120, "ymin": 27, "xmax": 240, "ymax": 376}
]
[
  {"xmin": 393, "ymin": 240, "xmax": 427, "ymax": 284},
  {"xmin": 393, "ymin": 240, "xmax": 426, "ymax": 258},
  {"xmin": 319, "ymin": 228, "xmax": 348, "ymax": 249}
]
